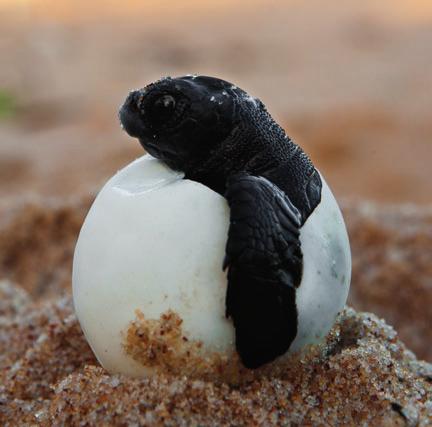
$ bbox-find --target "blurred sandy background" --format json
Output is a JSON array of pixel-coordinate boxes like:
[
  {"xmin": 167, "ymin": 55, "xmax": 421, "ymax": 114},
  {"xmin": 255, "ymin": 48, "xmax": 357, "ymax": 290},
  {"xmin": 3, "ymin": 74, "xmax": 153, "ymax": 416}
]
[{"xmin": 0, "ymin": 0, "xmax": 431, "ymax": 205}]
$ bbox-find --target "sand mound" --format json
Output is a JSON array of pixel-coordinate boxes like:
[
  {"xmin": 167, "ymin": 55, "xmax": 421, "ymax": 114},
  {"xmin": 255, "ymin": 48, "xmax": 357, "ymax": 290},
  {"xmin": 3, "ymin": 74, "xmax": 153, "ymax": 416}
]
[
  {"xmin": 1, "ymin": 281, "xmax": 431, "ymax": 425},
  {"xmin": 345, "ymin": 202, "xmax": 432, "ymax": 361},
  {"xmin": 0, "ymin": 197, "xmax": 431, "ymax": 425}
]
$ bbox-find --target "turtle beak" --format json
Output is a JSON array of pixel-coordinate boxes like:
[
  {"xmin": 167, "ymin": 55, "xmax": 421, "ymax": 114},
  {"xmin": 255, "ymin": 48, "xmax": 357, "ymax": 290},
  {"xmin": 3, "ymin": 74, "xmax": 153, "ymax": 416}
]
[{"xmin": 119, "ymin": 90, "xmax": 146, "ymax": 138}]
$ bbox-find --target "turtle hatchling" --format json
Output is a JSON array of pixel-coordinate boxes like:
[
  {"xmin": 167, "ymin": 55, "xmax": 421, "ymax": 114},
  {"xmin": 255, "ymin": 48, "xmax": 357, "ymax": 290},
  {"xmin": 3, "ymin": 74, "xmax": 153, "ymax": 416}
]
[{"xmin": 72, "ymin": 75, "xmax": 351, "ymax": 376}]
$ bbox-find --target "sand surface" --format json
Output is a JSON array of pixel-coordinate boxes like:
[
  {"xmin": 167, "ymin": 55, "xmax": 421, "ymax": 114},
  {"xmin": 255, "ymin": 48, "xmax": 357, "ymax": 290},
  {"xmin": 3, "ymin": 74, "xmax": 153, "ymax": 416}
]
[{"xmin": 0, "ymin": 196, "xmax": 431, "ymax": 425}]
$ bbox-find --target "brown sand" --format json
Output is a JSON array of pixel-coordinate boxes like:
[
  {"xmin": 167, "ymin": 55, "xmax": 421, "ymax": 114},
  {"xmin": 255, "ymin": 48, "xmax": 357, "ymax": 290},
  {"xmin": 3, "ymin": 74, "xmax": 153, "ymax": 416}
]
[
  {"xmin": 346, "ymin": 203, "xmax": 432, "ymax": 362},
  {"xmin": 0, "ymin": 196, "xmax": 431, "ymax": 425},
  {"xmin": 1, "ymin": 280, "xmax": 431, "ymax": 425}
]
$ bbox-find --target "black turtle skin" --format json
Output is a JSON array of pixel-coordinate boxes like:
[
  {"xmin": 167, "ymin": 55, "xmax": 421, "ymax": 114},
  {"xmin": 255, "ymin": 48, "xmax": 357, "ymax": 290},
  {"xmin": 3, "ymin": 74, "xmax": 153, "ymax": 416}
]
[{"xmin": 119, "ymin": 75, "xmax": 322, "ymax": 368}]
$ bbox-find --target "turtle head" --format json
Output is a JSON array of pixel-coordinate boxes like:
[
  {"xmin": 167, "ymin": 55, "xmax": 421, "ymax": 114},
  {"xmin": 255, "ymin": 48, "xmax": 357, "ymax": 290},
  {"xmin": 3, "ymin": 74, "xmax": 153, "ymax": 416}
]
[{"xmin": 119, "ymin": 75, "xmax": 258, "ymax": 172}]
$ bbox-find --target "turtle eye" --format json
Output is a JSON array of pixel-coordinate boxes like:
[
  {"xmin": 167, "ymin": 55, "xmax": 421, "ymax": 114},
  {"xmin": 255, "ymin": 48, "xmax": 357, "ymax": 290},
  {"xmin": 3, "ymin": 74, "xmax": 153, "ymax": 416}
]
[{"xmin": 149, "ymin": 95, "xmax": 176, "ymax": 124}]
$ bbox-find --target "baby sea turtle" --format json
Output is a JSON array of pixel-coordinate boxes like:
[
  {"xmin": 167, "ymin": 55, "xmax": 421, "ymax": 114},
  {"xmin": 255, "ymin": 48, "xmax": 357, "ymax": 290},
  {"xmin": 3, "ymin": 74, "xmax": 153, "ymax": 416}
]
[{"xmin": 118, "ymin": 75, "xmax": 351, "ymax": 369}]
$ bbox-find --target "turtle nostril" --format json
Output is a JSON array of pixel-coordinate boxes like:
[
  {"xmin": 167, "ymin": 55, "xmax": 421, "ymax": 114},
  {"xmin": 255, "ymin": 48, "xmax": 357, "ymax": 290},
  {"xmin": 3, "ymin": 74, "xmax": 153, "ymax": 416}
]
[{"xmin": 122, "ymin": 89, "xmax": 145, "ymax": 112}]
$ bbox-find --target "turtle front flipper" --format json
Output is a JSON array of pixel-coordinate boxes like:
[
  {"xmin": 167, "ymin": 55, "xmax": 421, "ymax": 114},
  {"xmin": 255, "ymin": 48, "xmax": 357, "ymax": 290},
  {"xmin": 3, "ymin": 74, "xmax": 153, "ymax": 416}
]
[{"xmin": 224, "ymin": 173, "xmax": 303, "ymax": 369}]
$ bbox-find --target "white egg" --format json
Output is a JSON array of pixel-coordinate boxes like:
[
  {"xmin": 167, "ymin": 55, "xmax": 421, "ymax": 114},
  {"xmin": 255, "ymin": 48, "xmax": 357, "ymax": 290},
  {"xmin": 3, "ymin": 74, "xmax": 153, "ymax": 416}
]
[
  {"xmin": 73, "ymin": 155, "xmax": 233, "ymax": 377},
  {"xmin": 72, "ymin": 154, "xmax": 351, "ymax": 377}
]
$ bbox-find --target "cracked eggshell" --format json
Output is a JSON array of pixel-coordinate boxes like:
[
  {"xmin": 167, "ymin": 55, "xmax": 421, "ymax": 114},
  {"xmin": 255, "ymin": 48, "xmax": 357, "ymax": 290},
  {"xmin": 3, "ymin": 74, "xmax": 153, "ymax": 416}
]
[
  {"xmin": 72, "ymin": 154, "xmax": 351, "ymax": 377},
  {"xmin": 72, "ymin": 155, "xmax": 233, "ymax": 377}
]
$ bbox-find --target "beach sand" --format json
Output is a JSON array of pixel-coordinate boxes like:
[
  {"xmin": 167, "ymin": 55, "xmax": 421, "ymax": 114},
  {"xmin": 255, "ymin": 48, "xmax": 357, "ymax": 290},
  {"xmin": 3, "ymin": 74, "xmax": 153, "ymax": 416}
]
[{"xmin": 0, "ymin": 197, "xmax": 431, "ymax": 425}]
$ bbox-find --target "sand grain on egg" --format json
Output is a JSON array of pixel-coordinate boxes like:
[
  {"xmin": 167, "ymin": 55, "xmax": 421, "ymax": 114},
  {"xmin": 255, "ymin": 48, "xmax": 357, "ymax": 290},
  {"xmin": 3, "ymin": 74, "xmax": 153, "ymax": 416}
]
[{"xmin": 124, "ymin": 309, "xmax": 242, "ymax": 383}]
